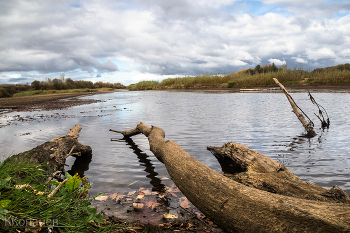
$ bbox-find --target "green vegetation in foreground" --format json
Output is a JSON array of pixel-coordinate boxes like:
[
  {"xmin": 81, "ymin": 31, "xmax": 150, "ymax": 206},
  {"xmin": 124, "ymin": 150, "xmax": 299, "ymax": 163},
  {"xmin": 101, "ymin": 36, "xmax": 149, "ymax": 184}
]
[
  {"xmin": 0, "ymin": 156, "xmax": 122, "ymax": 232},
  {"xmin": 12, "ymin": 88, "xmax": 98, "ymax": 97},
  {"xmin": 126, "ymin": 63, "xmax": 350, "ymax": 90}
]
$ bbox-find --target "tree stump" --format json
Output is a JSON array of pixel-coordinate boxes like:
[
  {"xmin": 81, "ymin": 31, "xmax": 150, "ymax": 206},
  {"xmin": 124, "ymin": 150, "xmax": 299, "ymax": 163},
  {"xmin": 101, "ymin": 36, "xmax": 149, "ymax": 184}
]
[{"xmin": 6, "ymin": 125, "xmax": 92, "ymax": 175}]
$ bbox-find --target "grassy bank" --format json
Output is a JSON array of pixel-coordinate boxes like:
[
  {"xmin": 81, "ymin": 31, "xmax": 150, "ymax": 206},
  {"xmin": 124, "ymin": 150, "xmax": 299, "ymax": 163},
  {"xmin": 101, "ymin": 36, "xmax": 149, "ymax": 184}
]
[
  {"xmin": 12, "ymin": 88, "xmax": 99, "ymax": 98},
  {"xmin": 0, "ymin": 155, "xmax": 119, "ymax": 232},
  {"xmin": 126, "ymin": 63, "xmax": 350, "ymax": 90}
]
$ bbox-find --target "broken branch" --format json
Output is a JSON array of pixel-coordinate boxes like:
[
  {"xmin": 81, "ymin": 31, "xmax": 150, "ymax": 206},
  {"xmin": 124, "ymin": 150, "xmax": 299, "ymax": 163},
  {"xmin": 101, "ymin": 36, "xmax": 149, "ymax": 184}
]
[{"xmin": 273, "ymin": 78, "xmax": 317, "ymax": 137}]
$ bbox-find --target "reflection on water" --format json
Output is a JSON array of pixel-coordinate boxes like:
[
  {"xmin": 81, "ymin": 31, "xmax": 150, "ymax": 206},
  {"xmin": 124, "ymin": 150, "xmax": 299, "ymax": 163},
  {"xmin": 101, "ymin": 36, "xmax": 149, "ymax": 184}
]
[
  {"xmin": 113, "ymin": 137, "xmax": 166, "ymax": 192},
  {"xmin": 68, "ymin": 153, "xmax": 92, "ymax": 178},
  {"xmin": 0, "ymin": 91, "xmax": 349, "ymax": 195}
]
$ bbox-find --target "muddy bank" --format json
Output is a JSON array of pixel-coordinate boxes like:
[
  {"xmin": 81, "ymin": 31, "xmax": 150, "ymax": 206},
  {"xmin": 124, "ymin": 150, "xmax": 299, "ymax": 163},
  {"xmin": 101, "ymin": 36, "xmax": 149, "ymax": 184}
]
[{"xmin": 0, "ymin": 92, "xmax": 104, "ymax": 112}]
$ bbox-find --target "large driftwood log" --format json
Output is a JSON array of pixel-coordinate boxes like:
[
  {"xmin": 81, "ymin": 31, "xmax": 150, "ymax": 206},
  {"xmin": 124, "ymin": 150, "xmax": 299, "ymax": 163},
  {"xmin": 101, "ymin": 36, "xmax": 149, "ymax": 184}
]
[
  {"xmin": 7, "ymin": 125, "xmax": 92, "ymax": 175},
  {"xmin": 110, "ymin": 123, "xmax": 350, "ymax": 233},
  {"xmin": 273, "ymin": 78, "xmax": 317, "ymax": 137},
  {"xmin": 207, "ymin": 142, "xmax": 350, "ymax": 204}
]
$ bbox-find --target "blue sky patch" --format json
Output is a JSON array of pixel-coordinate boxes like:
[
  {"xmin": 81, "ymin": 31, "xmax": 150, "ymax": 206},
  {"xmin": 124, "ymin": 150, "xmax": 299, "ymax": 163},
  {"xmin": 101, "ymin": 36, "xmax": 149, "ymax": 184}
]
[{"xmin": 225, "ymin": 1, "xmax": 294, "ymax": 17}]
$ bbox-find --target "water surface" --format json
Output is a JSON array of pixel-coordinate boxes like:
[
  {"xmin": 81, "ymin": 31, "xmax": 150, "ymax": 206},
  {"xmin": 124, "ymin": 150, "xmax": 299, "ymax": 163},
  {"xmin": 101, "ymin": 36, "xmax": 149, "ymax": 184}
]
[{"xmin": 1, "ymin": 90, "xmax": 349, "ymax": 195}]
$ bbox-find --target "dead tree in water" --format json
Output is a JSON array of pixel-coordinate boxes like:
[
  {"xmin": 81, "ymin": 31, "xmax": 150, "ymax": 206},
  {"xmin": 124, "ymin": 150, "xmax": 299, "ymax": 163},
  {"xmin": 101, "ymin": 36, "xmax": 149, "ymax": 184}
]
[
  {"xmin": 110, "ymin": 123, "xmax": 350, "ymax": 233},
  {"xmin": 273, "ymin": 78, "xmax": 317, "ymax": 137}
]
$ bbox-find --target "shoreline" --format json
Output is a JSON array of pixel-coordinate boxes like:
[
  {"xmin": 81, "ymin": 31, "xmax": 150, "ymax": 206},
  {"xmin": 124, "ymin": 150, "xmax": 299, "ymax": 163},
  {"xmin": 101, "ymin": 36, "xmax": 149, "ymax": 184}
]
[
  {"xmin": 137, "ymin": 85, "xmax": 350, "ymax": 93},
  {"xmin": 0, "ymin": 90, "xmax": 119, "ymax": 112},
  {"xmin": 0, "ymin": 92, "xmax": 94, "ymax": 108},
  {"xmin": 1, "ymin": 85, "xmax": 350, "ymax": 111}
]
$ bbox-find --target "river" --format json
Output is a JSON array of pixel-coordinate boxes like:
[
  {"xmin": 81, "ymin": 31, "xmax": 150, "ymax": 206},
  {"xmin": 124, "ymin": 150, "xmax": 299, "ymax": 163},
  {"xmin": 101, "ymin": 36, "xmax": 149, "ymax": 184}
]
[{"xmin": 1, "ymin": 90, "xmax": 349, "ymax": 195}]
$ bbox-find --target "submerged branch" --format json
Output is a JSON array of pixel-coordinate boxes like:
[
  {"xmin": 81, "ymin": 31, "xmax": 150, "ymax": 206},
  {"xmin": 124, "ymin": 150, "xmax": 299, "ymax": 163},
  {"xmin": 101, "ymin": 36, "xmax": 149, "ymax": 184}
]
[{"xmin": 308, "ymin": 91, "xmax": 330, "ymax": 128}]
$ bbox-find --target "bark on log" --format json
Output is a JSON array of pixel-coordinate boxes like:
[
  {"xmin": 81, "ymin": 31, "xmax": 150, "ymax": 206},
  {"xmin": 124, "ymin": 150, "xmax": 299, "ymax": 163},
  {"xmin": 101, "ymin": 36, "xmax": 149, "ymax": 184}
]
[
  {"xmin": 7, "ymin": 124, "xmax": 92, "ymax": 175},
  {"xmin": 110, "ymin": 123, "xmax": 350, "ymax": 233},
  {"xmin": 207, "ymin": 142, "xmax": 350, "ymax": 204},
  {"xmin": 273, "ymin": 78, "xmax": 317, "ymax": 137}
]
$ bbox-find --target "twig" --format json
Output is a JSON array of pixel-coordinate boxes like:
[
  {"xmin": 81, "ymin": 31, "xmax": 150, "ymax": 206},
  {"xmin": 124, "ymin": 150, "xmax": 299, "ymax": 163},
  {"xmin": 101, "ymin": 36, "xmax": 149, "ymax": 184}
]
[
  {"xmin": 308, "ymin": 91, "xmax": 330, "ymax": 128},
  {"xmin": 45, "ymin": 171, "xmax": 62, "ymax": 185},
  {"xmin": 48, "ymin": 178, "xmax": 69, "ymax": 197},
  {"xmin": 63, "ymin": 145, "xmax": 81, "ymax": 159},
  {"xmin": 68, "ymin": 146, "xmax": 76, "ymax": 155}
]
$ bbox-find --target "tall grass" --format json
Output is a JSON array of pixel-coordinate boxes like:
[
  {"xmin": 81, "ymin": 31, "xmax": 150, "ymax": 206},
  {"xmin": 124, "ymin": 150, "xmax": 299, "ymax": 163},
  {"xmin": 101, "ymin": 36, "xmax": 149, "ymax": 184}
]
[
  {"xmin": 126, "ymin": 64, "xmax": 350, "ymax": 90},
  {"xmin": 127, "ymin": 81, "xmax": 159, "ymax": 91},
  {"xmin": 306, "ymin": 69, "xmax": 350, "ymax": 85},
  {"xmin": 158, "ymin": 74, "xmax": 226, "ymax": 89},
  {"xmin": 127, "ymin": 74, "xmax": 227, "ymax": 90},
  {"xmin": 224, "ymin": 69, "xmax": 308, "ymax": 88}
]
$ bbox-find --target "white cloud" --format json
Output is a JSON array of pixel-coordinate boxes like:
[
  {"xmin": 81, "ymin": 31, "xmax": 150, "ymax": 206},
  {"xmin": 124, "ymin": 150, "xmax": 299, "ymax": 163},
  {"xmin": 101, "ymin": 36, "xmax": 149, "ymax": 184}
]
[
  {"xmin": 292, "ymin": 57, "xmax": 308, "ymax": 64},
  {"xmin": 306, "ymin": 48, "xmax": 337, "ymax": 60},
  {"xmin": 0, "ymin": 0, "xmax": 350, "ymax": 84},
  {"xmin": 268, "ymin": 59, "xmax": 286, "ymax": 65},
  {"xmin": 339, "ymin": 49, "xmax": 350, "ymax": 58}
]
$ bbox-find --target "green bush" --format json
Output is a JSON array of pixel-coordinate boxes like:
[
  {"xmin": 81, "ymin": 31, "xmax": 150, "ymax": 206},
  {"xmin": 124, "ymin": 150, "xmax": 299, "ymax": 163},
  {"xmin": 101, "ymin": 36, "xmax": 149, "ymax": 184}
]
[
  {"xmin": 227, "ymin": 81, "xmax": 234, "ymax": 88},
  {"xmin": 0, "ymin": 87, "xmax": 11, "ymax": 98}
]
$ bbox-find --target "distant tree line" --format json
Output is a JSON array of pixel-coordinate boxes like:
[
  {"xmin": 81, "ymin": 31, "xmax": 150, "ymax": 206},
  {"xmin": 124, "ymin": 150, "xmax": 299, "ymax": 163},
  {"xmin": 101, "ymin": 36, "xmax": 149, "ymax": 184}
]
[{"xmin": 0, "ymin": 74, "xmax": 125, "ymax": 98}]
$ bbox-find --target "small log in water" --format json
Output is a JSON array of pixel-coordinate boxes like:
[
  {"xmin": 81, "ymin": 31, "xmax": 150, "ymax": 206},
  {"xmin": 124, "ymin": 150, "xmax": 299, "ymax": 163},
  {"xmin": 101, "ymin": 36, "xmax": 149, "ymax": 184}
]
[
  {"xmin": 110, "ymin": 123, "xmax": 350, "ymax": 232},
  {"xmin": 273, "ymin": 78, "xmax": 317, "ymax": 137}
]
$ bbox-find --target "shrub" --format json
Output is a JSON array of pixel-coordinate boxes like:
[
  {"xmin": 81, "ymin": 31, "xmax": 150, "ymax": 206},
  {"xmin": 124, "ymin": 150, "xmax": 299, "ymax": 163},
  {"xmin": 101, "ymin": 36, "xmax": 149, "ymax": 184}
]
[{"xmin": 227, "ymin": 81, "xmax": 234, "ymax": 88}]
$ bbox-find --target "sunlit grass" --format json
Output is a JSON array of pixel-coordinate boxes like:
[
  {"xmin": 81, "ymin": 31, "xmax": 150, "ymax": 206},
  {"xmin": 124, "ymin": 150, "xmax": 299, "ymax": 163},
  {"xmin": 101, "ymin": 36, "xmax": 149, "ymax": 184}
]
[
  {"xmin": 306, "ymin": 69, "xmax": 350, "ymax": 85},
  {"xmin": 12, "ymin": 89, "xmax": 98, "ymax": 97}
]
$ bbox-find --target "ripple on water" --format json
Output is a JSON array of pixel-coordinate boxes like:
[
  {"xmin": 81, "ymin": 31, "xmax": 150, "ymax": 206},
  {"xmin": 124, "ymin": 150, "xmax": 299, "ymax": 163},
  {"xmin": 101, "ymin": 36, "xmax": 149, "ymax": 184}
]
[{"xmin": 1, "ymin": 91, "xmax": 350, "ymax": 194}]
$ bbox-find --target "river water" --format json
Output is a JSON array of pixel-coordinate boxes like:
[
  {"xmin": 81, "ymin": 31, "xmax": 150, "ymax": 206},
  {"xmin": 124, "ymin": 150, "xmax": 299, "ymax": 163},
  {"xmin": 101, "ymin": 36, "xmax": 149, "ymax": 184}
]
[{"xmin": 1, "ymin": 90, "xmax": 349, "ymax": 195}]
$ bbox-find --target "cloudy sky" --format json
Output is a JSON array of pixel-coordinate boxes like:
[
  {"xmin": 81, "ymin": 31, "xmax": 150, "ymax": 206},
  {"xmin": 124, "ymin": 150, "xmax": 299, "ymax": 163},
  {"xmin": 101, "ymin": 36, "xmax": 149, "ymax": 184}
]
[{"xmin": 1, "ymin": 0, "xmax": 350, "ymax": 85}]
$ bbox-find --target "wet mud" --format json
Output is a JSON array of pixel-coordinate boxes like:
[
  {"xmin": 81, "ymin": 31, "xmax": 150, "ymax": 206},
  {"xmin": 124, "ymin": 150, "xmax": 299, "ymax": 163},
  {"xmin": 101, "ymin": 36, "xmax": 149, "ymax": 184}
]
[
  {"xmin": 93, "ymin": 182, "xmax": 223, "ymax": 233},
  {"xmin": 0, "ymin": 97, "xmax": 112, "ymax": 128},
  {"xmin": 1, "ymin": 96, "xmax": 102, "ymax": 113}
]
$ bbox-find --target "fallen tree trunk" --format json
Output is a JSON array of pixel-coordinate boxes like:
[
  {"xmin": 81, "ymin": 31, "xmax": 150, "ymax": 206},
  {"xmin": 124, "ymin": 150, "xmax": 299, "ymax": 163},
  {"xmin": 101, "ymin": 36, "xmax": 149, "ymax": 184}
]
[
  {"xmin": 207, "ymin": 142, "xmax": 350, "ymax": 204},
  {"xmin": 273, "ymin": 78, "xmax": 317, "ymax": 137},
  {"xmin": 7, "ymin": 124, "xmax": 92, "ymax": 176},
  {"xmin": 110, "ymin": 123, "xmax": 350, "ymax": 232}
]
